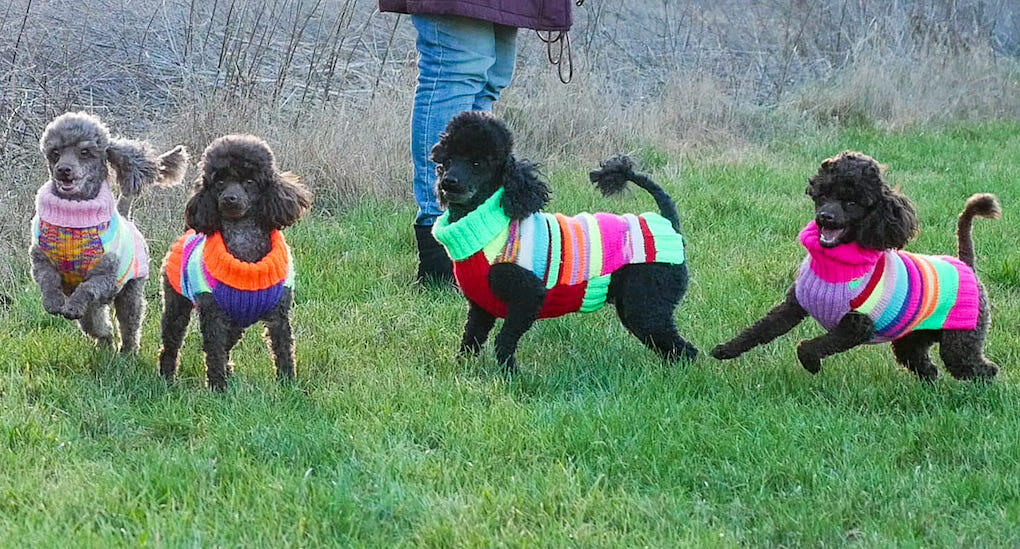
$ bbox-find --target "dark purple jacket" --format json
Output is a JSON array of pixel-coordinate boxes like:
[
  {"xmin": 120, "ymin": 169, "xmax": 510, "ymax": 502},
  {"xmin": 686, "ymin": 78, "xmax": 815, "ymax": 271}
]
[{"xmin": 379, "ymin": 0, "xmax": 572, "ymax": 32}]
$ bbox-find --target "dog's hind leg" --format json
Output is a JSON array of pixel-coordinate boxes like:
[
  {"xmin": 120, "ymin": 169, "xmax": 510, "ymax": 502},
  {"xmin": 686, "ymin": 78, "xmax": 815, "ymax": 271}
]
[
  {"xmin": 939, "ymin": 288, "xmax": 998, "ymax": 380},
  {"xmin": 114, "ymin": 277, "xmax": 146, "ymax": 354},
  {"xmin": 79, "ymin": 304, "xmax": 114, "ymax": 349},
  {"xmin": 262, "ymin": 289, "xmax": 296, "ymax": 382},
  {"xmin": 795, "ymin": 312, "xmax": 873, "ymax": 374},
  {"xmin": 158, "ymin": 278, "xmax": 193, "ymax": 380},
  {"xmin": 891, "ymin": 331, "xmax": 939, "ymax": 381},
  {"xmin": 459, "ymin": 300, "xmax": 496, "ymax": 358},
  {"xmin": 489, "ymin": 263, "xmax": 546, "ymax": 375},
  {"xmin": 612, "ymin": 264, "xmax": 698, "ymax": 363}
]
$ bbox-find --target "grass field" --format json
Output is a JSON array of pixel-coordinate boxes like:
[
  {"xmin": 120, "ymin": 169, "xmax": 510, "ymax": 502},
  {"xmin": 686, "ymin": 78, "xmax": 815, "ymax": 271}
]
[{"xmin": 1, "ymin": 123, "xmax": 1018, "ymax": 546}]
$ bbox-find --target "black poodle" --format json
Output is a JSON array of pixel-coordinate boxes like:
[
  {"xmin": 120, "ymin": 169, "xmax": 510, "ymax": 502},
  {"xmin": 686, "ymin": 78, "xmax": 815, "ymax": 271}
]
[
  {"xmin": 159, "ymin": 135, "xmax": 312, "ymax": 390},
  {"xmin": 430, "ymin": 111, "xmax": 697, "ymax": 374},
  {"xmin": 30, "ymin": 111, "xmax": 188, "ymax": 353},
  {"xmin": 712, "ymin": 151, "xmax": 1001, "ymax": 380}
]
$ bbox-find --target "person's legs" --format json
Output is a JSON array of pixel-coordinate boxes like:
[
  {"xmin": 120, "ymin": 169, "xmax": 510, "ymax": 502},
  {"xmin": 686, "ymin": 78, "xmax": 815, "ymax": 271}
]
[
  {"xmin": 412, "ymin": 14, "xmax": 497, "ymax": 226},
  {"xmin": 411, "ymin": 14, "xmax": 498, "ymax": 284},
  {"xmin": 473, "ymin": 24, "xmax": 518, "ymax": 111}
]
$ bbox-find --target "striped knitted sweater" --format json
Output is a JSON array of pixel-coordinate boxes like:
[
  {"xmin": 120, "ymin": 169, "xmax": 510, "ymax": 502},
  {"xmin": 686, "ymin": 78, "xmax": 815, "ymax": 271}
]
[
  {"xmin": 432, "ymin": 188, "xmax": 686, "ymax": 319},
  {"xmin": 163, "ymin": 229, "xmax": 294, "ymax": 327},
  {"xmin": 794, "ymin": 221, "xmax": 980, "ymax": 343},
  {"xmin": 32, "ymin": 181, "xmax": 149, "ymax": 292}
]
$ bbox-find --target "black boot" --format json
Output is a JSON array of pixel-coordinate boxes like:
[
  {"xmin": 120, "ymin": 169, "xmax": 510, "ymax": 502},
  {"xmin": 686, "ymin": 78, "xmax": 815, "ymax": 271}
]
[{"xmin": 414, "ymin": 224, "xmax": 454, "ymax": 286}]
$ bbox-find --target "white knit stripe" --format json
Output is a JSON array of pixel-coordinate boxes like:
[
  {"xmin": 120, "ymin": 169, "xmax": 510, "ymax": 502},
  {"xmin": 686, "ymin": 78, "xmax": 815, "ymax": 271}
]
[
  {"xmin": 623, "ymin": 214, "xmax": 645, "ymax": 263},
  {"xmin": 517, "ymin": 215, "xmax": 536, "ymax": 272}
]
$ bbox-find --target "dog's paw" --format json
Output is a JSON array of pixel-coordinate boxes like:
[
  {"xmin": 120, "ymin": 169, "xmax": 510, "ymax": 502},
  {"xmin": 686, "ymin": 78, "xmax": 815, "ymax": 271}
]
[
  {"xmin": 42, "ymin": 296, "xmax": 66, "ymax": 316},
  {"xmin": 796, "ymin": 342, "xmax": 821, "ymax": 374},
  {"xmin": 61, "ymin": 301, "xmax": 86, "ymax": 320},
  {"xmin": 710, "ymin": 343, "xmax": 740, "ymax": 360}
]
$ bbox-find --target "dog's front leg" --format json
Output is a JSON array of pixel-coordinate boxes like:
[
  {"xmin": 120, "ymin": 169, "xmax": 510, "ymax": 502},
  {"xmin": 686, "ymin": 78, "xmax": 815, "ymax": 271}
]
[
  {"xmin": 712, "ymin": 285, "xmax": 807, "ymax": 360},
  {"xmin": 30, "ymin": 245, "xmax": 67, "ymax": 315},
  {"xmin": 459, "ymin": 300, "xmax": 496, "ymax": 358},
  {"xmin": 488, "ymin": 263, "xmax": 546, "ymax": 376},
  {"xmin": 262, "ymin": 289, "xmax": 296, "ymax": 382},
  {"xmin": 61, "ymin": 253, "xmax": 119, "ymax": 320},
  {"xmin": 796, "ymin": 312, "xmax": 874, "ymax": 374},
  {"xmin": 196, "ymin": 294, "xmax": 243, "ymax": 391}
]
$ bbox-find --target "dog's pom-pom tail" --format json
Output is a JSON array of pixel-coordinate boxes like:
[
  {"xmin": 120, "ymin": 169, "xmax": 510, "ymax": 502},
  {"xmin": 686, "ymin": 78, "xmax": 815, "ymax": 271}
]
[
  {"xmin": 589, "ymin": 154, "xmax": 636, "ymax": 197},
  {"xmin": 964, "ymin": 193, "xmax": 1001, "ymax": 220},
  {"xmin": 957, "ymin": 193, "xmax": 1001, "ymax": 268},
  {"xmin": 156, "ymin": 145, "xmax": 189, "ymax": 187}
]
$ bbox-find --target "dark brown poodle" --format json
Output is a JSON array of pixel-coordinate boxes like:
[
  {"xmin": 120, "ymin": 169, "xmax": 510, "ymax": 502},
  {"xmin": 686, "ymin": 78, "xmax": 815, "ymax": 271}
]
[
  {"xmin": 430, "ymin": 111, "xmax": 697, "ymax": 375},
  {"xmin": 712, "ymin": 151, "xmax": 1001, "ymax": 380},
  {"xmin": 158, "ymin": 135, "xmax": 312, "ymax": 390},
  {"xmin": 30, "ymin": 111, "xmax": 187, "ymax": 353}
]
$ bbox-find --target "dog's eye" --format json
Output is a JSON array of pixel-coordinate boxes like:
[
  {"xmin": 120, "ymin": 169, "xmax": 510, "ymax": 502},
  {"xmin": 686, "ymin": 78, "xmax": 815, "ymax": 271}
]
[
  {"xmin": 845, "ymin": 200, "xmax": 857, "ymax": 207},
  {"xmin": 48, "ymin": 149, "xmax": 59, "ymax": 161},
  {"xmin": 80, "ymin": 148, "xmax": 91, "ymax": 158},
  {"xmin": 472, "ymin": 161, "xmax": 480, "ymax": 168}
]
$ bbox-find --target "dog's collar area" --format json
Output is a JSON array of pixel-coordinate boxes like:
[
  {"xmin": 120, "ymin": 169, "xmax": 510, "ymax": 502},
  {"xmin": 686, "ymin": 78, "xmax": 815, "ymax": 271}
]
[
  {"xmin": 202, "ymin": 229, "xmax": 291, "ymax": 292},
  {"xmin": 432, "ymin": 188, "xmax": 511, "ymax": 261},
  {"xmin": 800, "ymin": 221, "xmax": 883, "ymax": 282},
  {"xmin": 35, "ymin": 180, "xmax": 115, "ymax": 228}
]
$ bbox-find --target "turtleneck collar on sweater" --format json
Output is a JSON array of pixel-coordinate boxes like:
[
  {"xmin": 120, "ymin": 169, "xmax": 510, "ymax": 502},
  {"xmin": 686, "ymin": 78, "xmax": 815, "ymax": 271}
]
[
  {"xmin": 432, "ymin": 188, "xmax": 511, "ymax": 261},
  {"xmin": 35, "ymin": 180, "xmax": 116, "ymax": 228},
  {"xmin": 800, "ymin": 221, "xmax": 884, "ymax": 283}
]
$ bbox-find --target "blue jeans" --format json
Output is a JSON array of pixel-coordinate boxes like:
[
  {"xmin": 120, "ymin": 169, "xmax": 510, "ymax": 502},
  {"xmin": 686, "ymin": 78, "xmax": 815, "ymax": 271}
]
[{"xmin": 411, "ymin": 14, "xmax": 517, "ymax": 225}]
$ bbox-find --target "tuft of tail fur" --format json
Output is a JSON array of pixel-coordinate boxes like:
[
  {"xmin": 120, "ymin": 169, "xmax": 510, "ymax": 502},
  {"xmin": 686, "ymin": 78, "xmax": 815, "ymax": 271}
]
[
  {"xmin": 156, "ymin": 145, "xmax": 189, "ymax": 187},
  {"xmin": 589, "ymin": 154, "xmax": 682, "ymax": 233},
  {"xmin": 957, "ymin": 193, "xmax": 1001, "ymax": 268}
]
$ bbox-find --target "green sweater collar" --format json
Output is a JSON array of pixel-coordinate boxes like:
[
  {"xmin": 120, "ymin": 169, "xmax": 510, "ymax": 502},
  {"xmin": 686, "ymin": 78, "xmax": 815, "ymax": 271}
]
[{"xmin": 432, "ymin": 188, "xmax": 510, "ymax": 261}]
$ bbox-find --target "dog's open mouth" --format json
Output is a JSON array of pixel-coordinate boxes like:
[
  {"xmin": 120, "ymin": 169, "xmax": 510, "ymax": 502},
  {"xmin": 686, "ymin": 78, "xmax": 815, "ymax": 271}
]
[
  {"xmin": 818, "ymin": 225, "xmax": 846, "ymax": 247},
  {"xmin": 55, "ymin": 179, "xmax": 79, "ymax": 194}
]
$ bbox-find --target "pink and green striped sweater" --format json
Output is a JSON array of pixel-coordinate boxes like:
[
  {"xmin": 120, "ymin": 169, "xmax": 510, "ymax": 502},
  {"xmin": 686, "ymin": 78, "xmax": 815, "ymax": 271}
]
[
  {"xmin": 432, "ymin": 188, "xmax": 685, "ymax": 319},
  {"xmin": 794, "ymin": 221, "xmax": 980, "ymax": 343}
]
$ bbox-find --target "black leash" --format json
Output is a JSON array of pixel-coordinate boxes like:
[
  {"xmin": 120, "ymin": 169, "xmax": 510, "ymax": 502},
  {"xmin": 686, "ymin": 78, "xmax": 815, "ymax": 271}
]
[{"xmin": 536, "ymin": 0, "xmax": 586, "ymax": 84}]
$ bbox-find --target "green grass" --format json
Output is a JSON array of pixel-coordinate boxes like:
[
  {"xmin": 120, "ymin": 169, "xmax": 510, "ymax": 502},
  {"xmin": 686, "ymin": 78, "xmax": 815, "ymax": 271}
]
[{"xmin": 1, "ymin": 123, "xmax": 1019, "ymax": 546}]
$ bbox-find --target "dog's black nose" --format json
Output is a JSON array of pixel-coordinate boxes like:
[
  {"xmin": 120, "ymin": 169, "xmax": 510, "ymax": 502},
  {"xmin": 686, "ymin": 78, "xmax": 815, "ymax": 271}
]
[
  {"xmin": 439, "ymin": 176, "xmax": 461, "ymax": 192},
  {"xmin": 56, "ymin": 165, "xmax": 72, "ymax": 177},
  {"xmin": 222, "ymin": 193, "xmax": 240, "ymax": 205},
  {"xmin": 817, "ymin": 211, "xmax": 837, "ymax": 225}
]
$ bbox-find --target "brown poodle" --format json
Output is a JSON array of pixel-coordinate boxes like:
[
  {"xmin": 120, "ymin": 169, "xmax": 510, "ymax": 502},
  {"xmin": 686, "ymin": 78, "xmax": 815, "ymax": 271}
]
[
  {"xmin": 712, "ymin": 151, "xmax": 1001, "ymax": 380},
  {"xmin": 30, "ymin": 112, "xmax": 188, "ymax": 352},
  {"xmin": 158, "ymin": 135, "xmax": 312, "ymax": 391}
]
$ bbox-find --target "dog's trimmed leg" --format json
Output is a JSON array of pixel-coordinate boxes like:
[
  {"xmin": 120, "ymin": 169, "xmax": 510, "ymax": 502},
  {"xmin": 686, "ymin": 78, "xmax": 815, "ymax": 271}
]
[
  {"xmin": 114, "ymin": 277, "xmax": 146, "ymax": 354},
  {"xmin": 891, "ymin": 331, "xmax": 939, "ymax": 381},
  {"xmin": 196, "ymin": 295, "xmax": 242, "ymax": 391},
  {"xmin": 30, "ymin": 245, "xmax": 67, "ymax": 315},
  {"xmin": 795, "ymin": 312, "xmax": 873, "ymax": 374},
  {"xmin": 159, "ymin": 278, "xmax": 193, "ymax": 380},
  {"xmin": 263, "ymin": 290, "xmax": 296, "ymax": 382},
  {"xmin": 939, "ymin": 288, "xmax": 998, "ymax": 380},
  {"xmin": 459, "ymin": 300, "xmax": 496, "ymax": 358},
  {"xmin": 612, "ymin": 264, "xmax": 698, "ymax": 362},
  {"xmin": 712, "ymin": 285, "xmax": 808, "ymax": 360},
  {"xmin": 489, "ymin": 263, "xmax": 545, "ymax": 376},
  {"xmin": 79, "ymin": 304, "xmax": 114, "ymax": 349}
]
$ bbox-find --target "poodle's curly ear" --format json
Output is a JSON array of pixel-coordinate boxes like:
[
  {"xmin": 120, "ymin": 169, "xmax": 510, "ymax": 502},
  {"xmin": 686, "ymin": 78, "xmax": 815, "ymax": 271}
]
[
  {"xmin": 107, "ymin": 138, "xmax": 160, "ymax": 196},
  {"xmin": 500, "ymin": 156, "xmax": 549, "ymax": 220},
  {"xmin": 185, "ymin": 178, "xmax": 221, "ymax": 234},
  {"xmin": 857, "ymin": 187, "xmax": 918, "ymax": 250},
  {"xmin": 261, "ymin": 171, "xmax": 312, "ymax": 229}
]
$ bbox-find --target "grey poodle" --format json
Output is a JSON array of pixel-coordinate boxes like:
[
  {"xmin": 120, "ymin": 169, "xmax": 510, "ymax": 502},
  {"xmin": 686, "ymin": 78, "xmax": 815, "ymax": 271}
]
[
  {"xmin": 159, "ymin": 135, "xmax": 312, "ymax": 391},
  {"xmin": 712, "ymin": 151, "xmax": 1001, "ymax": 380},
  {"xmin": 30, "ymin": 111, "xmax": 188, "ymax": 353}
]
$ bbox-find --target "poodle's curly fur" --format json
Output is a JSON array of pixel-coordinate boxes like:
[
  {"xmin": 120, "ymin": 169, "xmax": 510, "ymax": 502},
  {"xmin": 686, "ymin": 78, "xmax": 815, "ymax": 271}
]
[
  {"xmin": 433, "ymin": 111, "xmax": 697, "ymax": 374},
  {"xmin": 711, "ymin": 151, "xmax": 1001, "ymax": 381},
  {"xmin": 30, "ymin": 111, "xmax": 188, "ymax": 352},
  {"xmin": 158, "ymin": 135, "xmax": 312, "ymax": 390}
]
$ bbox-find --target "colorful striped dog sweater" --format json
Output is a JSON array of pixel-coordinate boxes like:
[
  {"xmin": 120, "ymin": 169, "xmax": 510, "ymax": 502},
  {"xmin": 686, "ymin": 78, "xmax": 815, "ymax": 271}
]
[
  {"xmin": 432, "ymin": 188, "xmax": 685, "ymax": 319},
  {"xmin": 794, "ymin": 221, "xmax": 980, "ymax": 343},
  {"xmin": 163, "ymin": 229, "xmax": 295, "ymax": 327},
  {"xmin": 32, "ymin": 181, "xmax": 149, "ymax": 292}
]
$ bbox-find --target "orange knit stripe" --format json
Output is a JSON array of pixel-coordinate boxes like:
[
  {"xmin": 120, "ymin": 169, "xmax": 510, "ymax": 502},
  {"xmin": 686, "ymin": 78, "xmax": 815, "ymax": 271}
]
[
  {"xmin": 203, "ymin": 230, "xmax": 290, "ymax": 291},
  {"xmin": 903, "ymin": 252, "xmax": 940, "ymax": 333},
  {"xmin": 163, "ymin": 233, "xmax": 187, "ymax": 295},
  {"xmin": 556, "ymin": 214, "xmax": 576, "ymax": 285}
]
